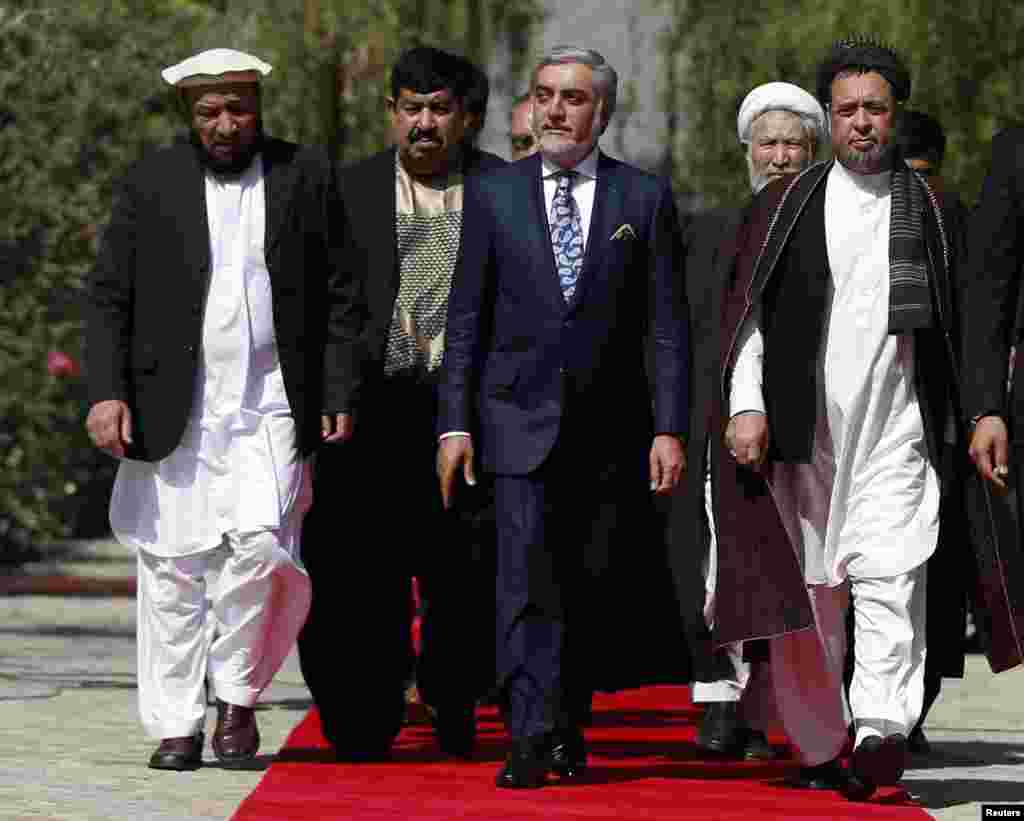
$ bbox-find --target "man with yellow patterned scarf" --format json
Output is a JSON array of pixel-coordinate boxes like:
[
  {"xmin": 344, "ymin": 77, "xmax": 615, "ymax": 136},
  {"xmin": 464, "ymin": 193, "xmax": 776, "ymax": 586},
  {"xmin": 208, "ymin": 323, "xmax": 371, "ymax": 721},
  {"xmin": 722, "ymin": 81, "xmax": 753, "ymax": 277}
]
[{"xmin": 297, "ymin": 46, "xmax": 505, "ymax": 761}]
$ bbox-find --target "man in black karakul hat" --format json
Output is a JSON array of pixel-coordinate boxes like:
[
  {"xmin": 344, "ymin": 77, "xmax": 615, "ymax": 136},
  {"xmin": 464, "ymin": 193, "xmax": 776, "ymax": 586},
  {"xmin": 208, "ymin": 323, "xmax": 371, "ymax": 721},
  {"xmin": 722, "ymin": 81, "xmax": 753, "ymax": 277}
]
[{"xmin": 706, "ymin": 36, "xmax": 968, "ymax": 800}]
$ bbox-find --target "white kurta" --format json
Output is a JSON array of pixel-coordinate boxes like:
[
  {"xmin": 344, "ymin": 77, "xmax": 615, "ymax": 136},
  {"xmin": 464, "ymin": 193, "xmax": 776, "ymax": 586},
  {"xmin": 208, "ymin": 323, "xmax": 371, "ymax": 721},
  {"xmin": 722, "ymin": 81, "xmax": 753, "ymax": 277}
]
[
  {"xmin": 110, "ymin": 155, "xmax": 311, "ymax": 556},
  {"xmin": 730, "ymin": 160, "xmax": 940, "ymax": 585},
  {"xmin": 727, "ymin": 160, "xmax": 938, "ymax": 761}
]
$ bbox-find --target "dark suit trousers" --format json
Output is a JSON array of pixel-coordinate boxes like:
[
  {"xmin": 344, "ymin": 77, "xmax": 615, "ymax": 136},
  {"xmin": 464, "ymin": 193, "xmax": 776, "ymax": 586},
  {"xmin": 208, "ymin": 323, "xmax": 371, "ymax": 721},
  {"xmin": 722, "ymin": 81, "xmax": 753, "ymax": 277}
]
[
  {"xmin": 298, "ymin": 373, "xmax": 495, "ymax": 753},
  {"xmin": 494, "ymin": 410, "xmax": 650, "ymax": 740}
]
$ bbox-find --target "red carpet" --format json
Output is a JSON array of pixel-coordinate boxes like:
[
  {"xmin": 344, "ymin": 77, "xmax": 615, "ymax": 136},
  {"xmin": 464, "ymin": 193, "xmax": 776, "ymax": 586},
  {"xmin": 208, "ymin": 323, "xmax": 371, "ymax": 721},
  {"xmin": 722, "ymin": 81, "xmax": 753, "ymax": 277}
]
[{"xmin": 232, "ymin": 687, "xmax": 929, "ymax": 820}]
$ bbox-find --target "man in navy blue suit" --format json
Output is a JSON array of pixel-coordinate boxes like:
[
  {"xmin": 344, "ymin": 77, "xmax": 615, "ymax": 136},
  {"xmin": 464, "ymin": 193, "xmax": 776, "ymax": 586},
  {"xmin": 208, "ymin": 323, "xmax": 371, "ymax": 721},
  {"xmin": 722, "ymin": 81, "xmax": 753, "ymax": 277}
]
[{"xmin": 437, "ymin": 45, "xmax": 689, "ymax": 789}]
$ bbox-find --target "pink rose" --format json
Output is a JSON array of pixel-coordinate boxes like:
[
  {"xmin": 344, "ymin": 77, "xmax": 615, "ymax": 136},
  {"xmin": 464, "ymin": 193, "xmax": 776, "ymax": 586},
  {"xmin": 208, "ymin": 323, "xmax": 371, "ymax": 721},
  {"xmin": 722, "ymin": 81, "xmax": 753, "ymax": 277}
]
[{"xmin": 47, "ymin": 350, "xmax": 79, "ymax": 378}]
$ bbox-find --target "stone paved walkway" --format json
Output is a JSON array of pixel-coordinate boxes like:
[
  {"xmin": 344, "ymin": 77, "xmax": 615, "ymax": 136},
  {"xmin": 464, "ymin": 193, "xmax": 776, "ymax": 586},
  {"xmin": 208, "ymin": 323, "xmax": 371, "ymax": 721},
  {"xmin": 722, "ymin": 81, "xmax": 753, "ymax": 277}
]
[{"xmin": 1, "ymin": 539, "xmax": 1023, "ymax": 819}]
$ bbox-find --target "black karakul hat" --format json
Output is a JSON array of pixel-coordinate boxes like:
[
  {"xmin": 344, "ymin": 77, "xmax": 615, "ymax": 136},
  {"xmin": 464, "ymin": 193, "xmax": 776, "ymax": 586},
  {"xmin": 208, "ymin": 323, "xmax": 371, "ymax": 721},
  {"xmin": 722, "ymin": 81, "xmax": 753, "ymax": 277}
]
[{"xmin": 816, "ymin": 35, "xmax": 911, "ymax": 104}]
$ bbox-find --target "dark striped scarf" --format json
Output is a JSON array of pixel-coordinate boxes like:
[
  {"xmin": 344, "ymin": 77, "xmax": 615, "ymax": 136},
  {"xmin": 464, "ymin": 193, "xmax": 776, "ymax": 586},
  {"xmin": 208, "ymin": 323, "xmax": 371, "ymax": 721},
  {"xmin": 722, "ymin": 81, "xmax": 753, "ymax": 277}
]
[{"xmin": 889, "ymin": 159, "xmax": 943, "ymax": 332}]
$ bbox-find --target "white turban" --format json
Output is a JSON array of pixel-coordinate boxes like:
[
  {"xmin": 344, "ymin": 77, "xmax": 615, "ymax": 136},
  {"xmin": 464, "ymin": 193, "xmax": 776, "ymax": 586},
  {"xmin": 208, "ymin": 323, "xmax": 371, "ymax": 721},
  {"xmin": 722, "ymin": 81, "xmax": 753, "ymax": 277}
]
[
  {"xmin": 161, "ymin": 48, "xmax": 272, "ymax": 88},
  {"xmin": 736, "ymin": 82, "xmax": 826, "ymax": 145}
]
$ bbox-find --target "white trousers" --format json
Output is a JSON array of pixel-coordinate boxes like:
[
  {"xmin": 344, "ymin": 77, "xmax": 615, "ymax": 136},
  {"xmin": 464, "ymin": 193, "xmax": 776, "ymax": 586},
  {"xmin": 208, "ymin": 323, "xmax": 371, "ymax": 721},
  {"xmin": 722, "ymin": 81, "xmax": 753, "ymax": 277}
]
[
  {"xmin": 767, "ymin": 566, "xmax": 926, "ymax": 764},
  {"xmin": 136, "ymin": 528, "xmax": 311, "ymax": 739},
  {"xmin": 848, "ymin": 569, "xmax": 927, "ymax": 746},
  {"xmin": 692, "ymin": 469, "xmax": 750, "ymax": 704}
]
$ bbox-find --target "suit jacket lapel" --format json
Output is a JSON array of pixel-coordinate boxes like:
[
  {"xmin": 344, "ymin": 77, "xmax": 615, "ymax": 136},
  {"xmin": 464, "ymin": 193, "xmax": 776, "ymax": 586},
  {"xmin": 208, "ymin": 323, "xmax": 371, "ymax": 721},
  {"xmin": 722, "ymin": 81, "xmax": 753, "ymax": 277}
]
[
  {"xmin": 569, "ymin": 151, "xmax": 619, "ymax": 311},
  {"xmin": 262, "ymin": 140, "xmax": 293, "ymax": 254},
  {"xmin": 172, "ymin": 144, "xmax": 211, "ymax": 291}
]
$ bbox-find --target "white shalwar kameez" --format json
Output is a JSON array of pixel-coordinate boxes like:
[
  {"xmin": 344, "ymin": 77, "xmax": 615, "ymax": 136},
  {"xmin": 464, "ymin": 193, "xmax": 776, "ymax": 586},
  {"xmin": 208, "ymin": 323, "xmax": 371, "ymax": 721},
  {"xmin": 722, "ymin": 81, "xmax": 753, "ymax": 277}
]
[
  {"xmin": 110, "ymin": 156, "xmax": 313, "ymax": 740},
  {"xmin": 729, "ymin": 160, "xmax": 939, "ymax": 764}
]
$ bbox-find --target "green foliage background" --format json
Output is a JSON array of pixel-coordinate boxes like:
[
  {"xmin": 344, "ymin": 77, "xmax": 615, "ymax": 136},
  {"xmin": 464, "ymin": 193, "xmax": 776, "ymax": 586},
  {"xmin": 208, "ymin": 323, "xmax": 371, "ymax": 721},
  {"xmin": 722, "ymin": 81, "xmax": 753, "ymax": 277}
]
[
  {"xmin": 659, "ymin": 0, "xmax": 1024, "ymax": 209},
  {"xmin": 10, "ymin": 0, "xmax": 1014, "ymax": 556},
  {"xmin": 0, "ymin": 0, "xmax": 542, "ymax": 558}
]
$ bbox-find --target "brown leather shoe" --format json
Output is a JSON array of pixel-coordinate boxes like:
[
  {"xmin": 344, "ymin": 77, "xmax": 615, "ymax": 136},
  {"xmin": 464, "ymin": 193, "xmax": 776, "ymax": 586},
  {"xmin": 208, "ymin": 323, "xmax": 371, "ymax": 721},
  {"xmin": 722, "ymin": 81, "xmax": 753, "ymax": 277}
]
[
  {"xmin": 148, "ymin": 733, "xmax": 204, "ymax": 771},
  {"xmin": 212, "ymin": 699, "xmax": 260, "ymax": 764}
]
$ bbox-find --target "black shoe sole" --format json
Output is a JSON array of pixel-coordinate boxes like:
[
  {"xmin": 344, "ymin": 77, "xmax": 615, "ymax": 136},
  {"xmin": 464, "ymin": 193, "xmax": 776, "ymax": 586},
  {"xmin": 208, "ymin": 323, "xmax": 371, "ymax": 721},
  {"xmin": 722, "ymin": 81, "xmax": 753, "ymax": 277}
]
[
  {"xmin": 148, "ymin": 754, "xmax": 202, "ymax": 771},
  {"xmin": 148, "ymin": 734, "xmax": 204, "ymax": 771}
]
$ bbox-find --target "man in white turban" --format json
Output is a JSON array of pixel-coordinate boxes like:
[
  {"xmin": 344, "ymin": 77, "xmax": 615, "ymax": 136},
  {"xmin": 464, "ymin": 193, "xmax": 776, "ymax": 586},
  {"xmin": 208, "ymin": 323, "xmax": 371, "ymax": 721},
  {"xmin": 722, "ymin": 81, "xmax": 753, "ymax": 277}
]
[
  {"xmin": 85, "ymin": 48, "xmax": 360, "ymax": 771},
  {"xmin": 673, "ymin": 81, "xmax": 824, "ymax": 763},
  {"xmin": 737, "ymin": 81, "xmax": 827, "ymax": 192}
]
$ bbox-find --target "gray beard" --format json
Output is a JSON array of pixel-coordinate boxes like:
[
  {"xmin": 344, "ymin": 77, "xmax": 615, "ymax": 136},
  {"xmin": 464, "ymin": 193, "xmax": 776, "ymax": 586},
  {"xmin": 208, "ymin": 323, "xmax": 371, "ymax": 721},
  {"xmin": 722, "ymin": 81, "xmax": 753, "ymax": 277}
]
[
  {"xmin": 839, "ymin": 142, "xmax": 894, "ymax": 174},
  {"xmin": 749, "ymin": 171, "xmax": 772, "ymax": 194}
]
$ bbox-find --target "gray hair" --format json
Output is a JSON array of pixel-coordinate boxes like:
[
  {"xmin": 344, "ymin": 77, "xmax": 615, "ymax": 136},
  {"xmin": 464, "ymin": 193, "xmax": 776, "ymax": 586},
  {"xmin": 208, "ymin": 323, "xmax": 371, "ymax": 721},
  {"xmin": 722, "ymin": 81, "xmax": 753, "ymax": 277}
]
[{"xmin": 531, "ymin": 45, "xmax": 618, "ymax": 124}]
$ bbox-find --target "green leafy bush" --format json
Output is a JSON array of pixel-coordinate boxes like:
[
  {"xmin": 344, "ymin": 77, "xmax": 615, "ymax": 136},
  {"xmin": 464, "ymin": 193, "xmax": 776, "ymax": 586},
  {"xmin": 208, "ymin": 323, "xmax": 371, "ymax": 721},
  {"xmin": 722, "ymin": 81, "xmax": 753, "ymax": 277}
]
[{"xmin": 0, "ymin": 2, "xmax": 205, "ymax": 557}]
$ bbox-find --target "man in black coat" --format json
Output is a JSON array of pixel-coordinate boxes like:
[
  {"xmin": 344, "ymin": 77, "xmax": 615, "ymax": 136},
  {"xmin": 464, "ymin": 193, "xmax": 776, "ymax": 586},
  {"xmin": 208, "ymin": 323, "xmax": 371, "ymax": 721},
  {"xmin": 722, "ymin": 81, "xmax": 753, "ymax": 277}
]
[
  {"xmin": 962, "ymin": 126, "xmax": 1024, "ymax": 674},
  {"xmin": 297, "ymin": 47, "xmax": 505, "ymax": 760},
  {"xmin": 85, "ymin": 49, "xmax": 360, "ymax": 771}
]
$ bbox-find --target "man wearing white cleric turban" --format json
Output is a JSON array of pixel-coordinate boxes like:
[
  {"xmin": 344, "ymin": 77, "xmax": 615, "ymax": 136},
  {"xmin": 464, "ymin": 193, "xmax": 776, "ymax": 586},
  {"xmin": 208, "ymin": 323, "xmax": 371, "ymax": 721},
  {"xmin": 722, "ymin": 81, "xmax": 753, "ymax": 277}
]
[
  {"xmin": 85, "ymin": 48, "xmax": 361, "ymax": 771},
  {"xmin": 671, "ymin": 81, "xmax": 824, "ymax": 764}
]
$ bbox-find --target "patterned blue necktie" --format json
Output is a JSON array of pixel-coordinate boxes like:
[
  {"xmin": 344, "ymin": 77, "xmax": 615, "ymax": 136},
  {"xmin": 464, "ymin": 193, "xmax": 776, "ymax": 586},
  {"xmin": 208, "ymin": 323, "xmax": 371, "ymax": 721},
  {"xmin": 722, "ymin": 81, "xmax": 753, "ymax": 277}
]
[{"xmin": 550, "ymin": 171, "xmax": 584, "ymax": 302}]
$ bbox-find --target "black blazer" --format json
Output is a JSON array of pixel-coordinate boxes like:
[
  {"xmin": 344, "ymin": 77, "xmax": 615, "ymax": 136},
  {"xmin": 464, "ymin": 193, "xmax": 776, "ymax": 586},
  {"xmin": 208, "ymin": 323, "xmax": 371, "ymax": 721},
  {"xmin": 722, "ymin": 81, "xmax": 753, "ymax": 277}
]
[
  {"xmin": 667, "ymin": 207, "xmax": 741, "ymax": 646},
  {"xmin": 339, "ymin": 145, "xmax": 506, "ymax": 409},
  {"xmin": 86, "ymin": 137, "xmax": 361, "ymax": 461},
  {"xmin": 439, "ymin": 151, "xmax": 689, "ymax": 476},
  {"xmin": 962, "ymin": 127, "xmax": 1024, "ymax": 428}
]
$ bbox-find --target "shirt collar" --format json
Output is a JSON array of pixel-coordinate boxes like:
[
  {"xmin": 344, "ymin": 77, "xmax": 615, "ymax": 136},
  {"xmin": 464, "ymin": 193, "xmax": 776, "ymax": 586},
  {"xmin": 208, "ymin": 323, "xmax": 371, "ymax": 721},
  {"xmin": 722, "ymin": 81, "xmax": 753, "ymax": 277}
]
[
  {"xmin": 830, "ymin": 157, "xmax": 891, "ymax": 198},
  {"xmin": 541, "ymin": 146, "xmax": 600, "ymax": 181}
]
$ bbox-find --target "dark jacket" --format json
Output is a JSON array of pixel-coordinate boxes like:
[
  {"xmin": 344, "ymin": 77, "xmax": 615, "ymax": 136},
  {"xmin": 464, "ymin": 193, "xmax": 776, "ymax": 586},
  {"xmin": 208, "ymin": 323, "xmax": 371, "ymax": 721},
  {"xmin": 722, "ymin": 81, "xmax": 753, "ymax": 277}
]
[
  {"xmin": 961, "ymin": 128, "xmax": 1024, "ymax": 672},
  {"xmin": 86, "ymin": 137, "xmax": 361, "ymax": 461},
  {"xmin": 667, "ymin": 207, "xmax": 743, "ymax": 672},
  {"xmin": 340, "ymin": 145, "xmax": 506, "ymax": 410},
  {"xmin": 439, "ymin": 151, "xmax": 689, "ymax": 475}
]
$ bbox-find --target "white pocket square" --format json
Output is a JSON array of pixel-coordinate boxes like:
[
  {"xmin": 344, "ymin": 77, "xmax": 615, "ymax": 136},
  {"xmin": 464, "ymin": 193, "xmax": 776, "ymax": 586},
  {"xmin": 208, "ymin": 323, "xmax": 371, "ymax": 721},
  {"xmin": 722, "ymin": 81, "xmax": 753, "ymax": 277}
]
[{"xmin": 610, "ymin": 223, "xmax": 637, "ymax": 241}]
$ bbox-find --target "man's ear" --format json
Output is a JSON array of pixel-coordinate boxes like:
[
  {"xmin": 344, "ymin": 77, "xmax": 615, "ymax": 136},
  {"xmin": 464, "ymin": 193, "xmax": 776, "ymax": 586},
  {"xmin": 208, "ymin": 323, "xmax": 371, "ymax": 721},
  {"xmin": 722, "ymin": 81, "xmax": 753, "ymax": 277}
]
[
  {"xmin": 385, "ymin": 96, "xmax": 396, "ymax": 115},
  {"xmin": 595, "ymin": 96, "xmax": 611, "ymax": 137}
]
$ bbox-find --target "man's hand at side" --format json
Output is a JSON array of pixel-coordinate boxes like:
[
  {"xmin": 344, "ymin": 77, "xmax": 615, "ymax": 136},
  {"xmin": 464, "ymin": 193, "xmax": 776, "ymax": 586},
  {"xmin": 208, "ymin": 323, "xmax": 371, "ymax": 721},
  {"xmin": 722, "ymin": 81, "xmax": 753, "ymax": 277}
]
[
  {"xmin": 86, "ymin": 400, "xmax": 133, "ymax": 459},
  {"xmin": 437, "ymin": 436, "xmax": 476, "ymax": 510},
  {"xmin": 321, "ymin": 412, "xmax": 355, "ymax": 444},
  {"xmin": 969, "ymin": 415, "xmax": 1010, "ymax": 490},
  {"xmin": 726, "ymin": 411, "xmax": 769, "ymax": 470},
  {"xmin": 649, "ymin": 434, "xmax": 686, "ymax": 495}
]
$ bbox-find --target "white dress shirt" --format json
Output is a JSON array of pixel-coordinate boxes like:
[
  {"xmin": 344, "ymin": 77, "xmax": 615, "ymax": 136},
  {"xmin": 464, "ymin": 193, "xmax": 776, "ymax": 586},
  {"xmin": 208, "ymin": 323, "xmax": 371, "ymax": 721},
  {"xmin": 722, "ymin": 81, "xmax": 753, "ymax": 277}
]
[
  {"xmin": 110, "ymin": 156, "xmax": 310, "ymax": 557},
  {"xmin": 541, "ymin": 147, "xmax": 599, "ymax": 249}
]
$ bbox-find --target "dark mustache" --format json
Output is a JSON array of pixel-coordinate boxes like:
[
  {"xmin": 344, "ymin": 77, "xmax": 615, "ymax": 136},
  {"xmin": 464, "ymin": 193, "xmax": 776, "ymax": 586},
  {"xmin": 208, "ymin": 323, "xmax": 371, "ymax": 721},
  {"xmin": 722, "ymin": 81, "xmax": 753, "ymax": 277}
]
[{"xmin": 408, "ymin": 126, "xmax": 440, "ymax": 143}]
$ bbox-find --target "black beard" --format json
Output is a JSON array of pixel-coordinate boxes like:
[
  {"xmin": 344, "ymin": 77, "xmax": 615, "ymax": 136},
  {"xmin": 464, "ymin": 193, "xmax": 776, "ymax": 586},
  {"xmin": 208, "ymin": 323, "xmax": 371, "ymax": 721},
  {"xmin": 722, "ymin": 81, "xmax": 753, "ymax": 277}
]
[{"xmin": 191, "ymin": 130, "xmax": 264, "ymax": 177}]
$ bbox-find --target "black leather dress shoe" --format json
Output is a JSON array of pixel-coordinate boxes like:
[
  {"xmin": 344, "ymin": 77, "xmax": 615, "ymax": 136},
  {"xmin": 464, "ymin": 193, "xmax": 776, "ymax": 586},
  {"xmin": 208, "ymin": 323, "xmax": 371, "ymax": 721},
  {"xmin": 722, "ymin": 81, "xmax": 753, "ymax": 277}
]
[
  {"xmin": 787, "ymin": 758, "xmax": 847, "ymax": 790},
  {"xmin": 496, "ymin": 736, "xmax": 549, "ymax": 789},
  {"xmin": 696, "ymin": 702, "xmax": 743, "ymax": 756},
  {"xmin": 842, "ymin": 733, "xmax": 907, "ymax": 800},
  {"xmin": 148, "ymin": 733, "xmax": 204, "ymax": 771},
  {"xmin": 549, "ymin": 728, "xmax": 587, "ymax": 778}
]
